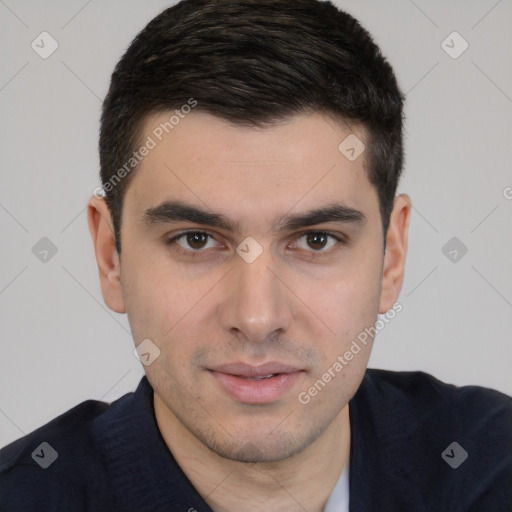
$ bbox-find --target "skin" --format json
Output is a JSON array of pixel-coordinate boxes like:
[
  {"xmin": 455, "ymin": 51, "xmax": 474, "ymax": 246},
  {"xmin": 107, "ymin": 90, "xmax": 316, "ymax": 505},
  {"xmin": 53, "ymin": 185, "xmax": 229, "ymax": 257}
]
[{"xmin": 88, "ymin": 111, "xmax": 410, "ymax": 511}]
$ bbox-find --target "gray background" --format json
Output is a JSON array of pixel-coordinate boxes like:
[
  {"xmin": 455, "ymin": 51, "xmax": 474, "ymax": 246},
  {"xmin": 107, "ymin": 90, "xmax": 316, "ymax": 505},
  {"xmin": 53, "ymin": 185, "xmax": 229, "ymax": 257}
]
[{"xmin": 1, "ymin": 0, "xmax": 511, "ymax": 448}]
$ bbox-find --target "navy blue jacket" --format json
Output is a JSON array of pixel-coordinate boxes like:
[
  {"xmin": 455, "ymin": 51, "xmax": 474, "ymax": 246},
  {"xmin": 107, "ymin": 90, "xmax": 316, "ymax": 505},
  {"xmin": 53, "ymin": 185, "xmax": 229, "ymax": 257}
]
[{"xmin": 1, "ymin": 369, "xmax": 511, "ymax": 511}]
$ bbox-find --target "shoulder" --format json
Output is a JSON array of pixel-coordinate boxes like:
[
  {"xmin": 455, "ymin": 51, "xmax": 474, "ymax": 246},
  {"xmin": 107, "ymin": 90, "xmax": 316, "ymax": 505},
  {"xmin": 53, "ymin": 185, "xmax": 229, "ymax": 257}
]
[
  {"xmin": 0, "ymin": 396, "xmax": 128, "ymax": 510},
  {"xmin": 349, "ymin": 369, "xmax": 512, "ymax": 510},
  {"xmin": 360, "ymin": 368, "xmax": 512, "ymax": 422},
  {"xmin": 355, "ymin": 368, "xmax": 512, "ymax": 454}
]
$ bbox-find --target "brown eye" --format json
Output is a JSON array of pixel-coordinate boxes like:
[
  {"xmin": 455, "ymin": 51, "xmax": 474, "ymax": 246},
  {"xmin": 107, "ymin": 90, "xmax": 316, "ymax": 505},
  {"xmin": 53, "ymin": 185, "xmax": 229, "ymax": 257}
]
[
  {"xmin": 186, "ymin": 232, "xmax": 209, "ymax": 249},
  {"xmin": 169, "ymin": 230, "xmax": 223, "ymax": 257},
  {"xmin": 172, "ymin": 231, "xmax": 218, "ymax": 252},
  {"xmin": 306, "ymin": 232, "xmax": 328, "ymax": 250},
  {"xmin": 292, "ymin": 231, "xmax": 344, "ymax": 254}
]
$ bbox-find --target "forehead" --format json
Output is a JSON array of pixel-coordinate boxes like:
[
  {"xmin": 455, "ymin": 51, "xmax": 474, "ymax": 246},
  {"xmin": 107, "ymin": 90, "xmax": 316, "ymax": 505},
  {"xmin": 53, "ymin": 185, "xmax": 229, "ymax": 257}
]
[{"xmin": 125, "ymin": 111, "xmax": 379, "ymax": 229}]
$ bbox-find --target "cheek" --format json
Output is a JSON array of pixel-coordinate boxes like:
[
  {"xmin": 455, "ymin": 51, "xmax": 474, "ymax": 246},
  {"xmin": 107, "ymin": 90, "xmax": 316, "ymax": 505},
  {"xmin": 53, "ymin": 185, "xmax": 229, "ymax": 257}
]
[
  {"xmin": 121, "ymin": 253, "xmax": 181, "ymax": 343},
  {"xmin": 294, "ymin": 263, "xmax": 381, "ymax": 412},
  {"xmin": 298, "ymin": 252, "xmax": 382, "ymax": 344},
  {"xmin": 121, "ymin": 252, "xmax": 222, "ymax": 353},
  {"xmin": 122, "ymin": 261, "xmax": 206, "ymax": 393}
]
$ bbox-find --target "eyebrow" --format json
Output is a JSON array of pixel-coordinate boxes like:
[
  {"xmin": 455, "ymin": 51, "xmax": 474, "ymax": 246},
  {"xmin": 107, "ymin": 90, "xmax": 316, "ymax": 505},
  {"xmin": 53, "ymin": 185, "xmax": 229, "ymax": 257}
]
[
  {"xmin": 273, "ymin": 204, "xmax": 366, "ymax": 232},
  {"xmin": 143, "ymin": 201, "xmax": 233, "ymax": 230},
  {"xmin": 142, "ymin": 200, "xmax": 366, "ymax": 232}
]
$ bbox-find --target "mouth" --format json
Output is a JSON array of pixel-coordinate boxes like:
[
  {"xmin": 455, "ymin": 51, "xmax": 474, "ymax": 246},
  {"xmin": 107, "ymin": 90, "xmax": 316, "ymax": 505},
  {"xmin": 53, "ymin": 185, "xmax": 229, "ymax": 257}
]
[
  {"xmin": 238, "ymin": 373, "xmax": 279, "ymax": 380},
  {"xmin": 207, "ymin": 363, "xmax": 305, "ymax": 404}
]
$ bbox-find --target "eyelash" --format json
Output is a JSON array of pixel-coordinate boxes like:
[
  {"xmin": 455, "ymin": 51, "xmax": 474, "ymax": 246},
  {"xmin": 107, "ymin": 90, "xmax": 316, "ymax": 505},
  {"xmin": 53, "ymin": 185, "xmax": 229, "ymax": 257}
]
[
  {"xmin": 166, "ymin": 230, "xmax": 347, "ymax": 258},
  {"xmin": 166, "ymin": 231, "xmax": 222, "ymax": 259}
]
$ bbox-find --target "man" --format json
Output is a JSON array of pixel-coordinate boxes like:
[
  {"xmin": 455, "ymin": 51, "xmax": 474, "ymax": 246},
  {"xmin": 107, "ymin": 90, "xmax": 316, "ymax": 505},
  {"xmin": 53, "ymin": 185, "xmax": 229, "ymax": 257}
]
[{"xmin": 1, "ymin": 0, "xmax": 510, "ymax": 510}]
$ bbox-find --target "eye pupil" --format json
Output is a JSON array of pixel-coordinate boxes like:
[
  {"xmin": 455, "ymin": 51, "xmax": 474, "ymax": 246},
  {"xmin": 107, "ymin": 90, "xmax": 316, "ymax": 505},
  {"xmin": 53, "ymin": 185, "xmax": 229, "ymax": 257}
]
[
  {"xmin": 307, "ymin": 232, "xmax": 327, "ymax": 250},
  {"xmin": 187, "ymin": 232, "xmax": 208, "ymax": 249}
]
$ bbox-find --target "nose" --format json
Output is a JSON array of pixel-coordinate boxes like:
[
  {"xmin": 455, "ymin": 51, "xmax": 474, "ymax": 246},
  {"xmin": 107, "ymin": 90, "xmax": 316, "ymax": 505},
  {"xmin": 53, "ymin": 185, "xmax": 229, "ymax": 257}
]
[{"xmin": 219, "ymin": 247, "xmax": 293, "ymax": 344}]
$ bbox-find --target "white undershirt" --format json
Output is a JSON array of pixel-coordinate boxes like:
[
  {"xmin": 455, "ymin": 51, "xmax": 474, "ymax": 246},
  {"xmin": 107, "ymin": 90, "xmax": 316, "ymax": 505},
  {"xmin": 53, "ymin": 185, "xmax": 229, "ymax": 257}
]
[{"xmin": 323, "ymin": 459, "xmax": 350, "ymax": 512}]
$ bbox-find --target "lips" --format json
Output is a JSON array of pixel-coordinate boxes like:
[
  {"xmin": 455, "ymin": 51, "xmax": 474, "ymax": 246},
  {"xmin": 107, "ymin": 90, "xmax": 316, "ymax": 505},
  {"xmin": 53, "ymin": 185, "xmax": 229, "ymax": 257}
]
[
  {"xmin": 208, "ymin": 362, "xmax": 305, "ymax": 404},
  {"xmin": 243, "ymin": 374, "xmax": 277, "ymax": 380}
]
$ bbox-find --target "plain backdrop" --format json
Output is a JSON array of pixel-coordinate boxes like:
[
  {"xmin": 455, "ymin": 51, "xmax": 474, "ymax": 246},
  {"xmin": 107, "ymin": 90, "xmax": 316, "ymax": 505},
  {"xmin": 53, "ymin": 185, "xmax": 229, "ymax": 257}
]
[{"xmin": 1, "ymin": 0, "xmax": 511, "ymax": 448}]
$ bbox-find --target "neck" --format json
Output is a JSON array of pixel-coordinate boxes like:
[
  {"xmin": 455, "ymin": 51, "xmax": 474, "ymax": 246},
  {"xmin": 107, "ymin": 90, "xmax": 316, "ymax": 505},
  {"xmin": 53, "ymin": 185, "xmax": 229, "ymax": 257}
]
[{"xmin": 154, "ymin": 395, "xmax": 351, "ymax": 512}]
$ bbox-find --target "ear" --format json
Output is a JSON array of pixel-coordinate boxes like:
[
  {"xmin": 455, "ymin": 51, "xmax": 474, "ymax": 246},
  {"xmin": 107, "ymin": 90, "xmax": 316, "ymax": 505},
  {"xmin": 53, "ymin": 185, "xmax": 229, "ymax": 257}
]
[
  {"xmin": 379, "ymin": 194, "xmax": 411, "ymax": 314},
  {"xmin": 87, "ymin": 196, "xmax": 126, "ymax": 314}
]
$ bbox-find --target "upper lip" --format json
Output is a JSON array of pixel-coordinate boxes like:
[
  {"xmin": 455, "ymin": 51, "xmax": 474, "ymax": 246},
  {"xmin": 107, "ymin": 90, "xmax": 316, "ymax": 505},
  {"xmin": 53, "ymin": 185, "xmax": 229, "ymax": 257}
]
[{"xmin": 208, "ymin": 362, "xmax": 303, "ymax": 377}]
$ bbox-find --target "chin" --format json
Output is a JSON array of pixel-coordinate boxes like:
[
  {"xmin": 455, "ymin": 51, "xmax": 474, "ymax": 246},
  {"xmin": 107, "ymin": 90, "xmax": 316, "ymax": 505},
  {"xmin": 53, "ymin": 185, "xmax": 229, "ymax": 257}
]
[{"xmin": 200, "ymin": 423, "xmax": 322, "ymax": 464}]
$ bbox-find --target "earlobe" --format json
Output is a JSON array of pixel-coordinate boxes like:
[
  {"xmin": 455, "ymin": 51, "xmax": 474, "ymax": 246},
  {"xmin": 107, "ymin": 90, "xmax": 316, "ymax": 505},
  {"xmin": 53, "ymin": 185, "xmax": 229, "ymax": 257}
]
[
  {"xmin": 379, "ymin": 194, "xmax": 411, "ymax": 314},
  {"xmin": 87, "ymin": 196, "xmax": 126, "ymax": 314}
]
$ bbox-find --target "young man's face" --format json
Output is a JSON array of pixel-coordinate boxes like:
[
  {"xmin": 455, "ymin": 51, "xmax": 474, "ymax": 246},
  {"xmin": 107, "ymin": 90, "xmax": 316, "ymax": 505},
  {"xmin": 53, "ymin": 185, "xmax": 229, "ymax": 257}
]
[{"xmin": 90, "ymin": 111, "xmax": 409, "ymax": 463}]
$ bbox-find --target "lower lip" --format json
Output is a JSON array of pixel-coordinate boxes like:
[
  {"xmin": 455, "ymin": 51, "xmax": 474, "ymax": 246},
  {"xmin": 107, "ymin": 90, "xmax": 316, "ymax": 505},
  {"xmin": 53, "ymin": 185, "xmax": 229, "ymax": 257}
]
[{"xmin": 209, "ymin": 370, "xmax": 304, "ymax": 404}]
